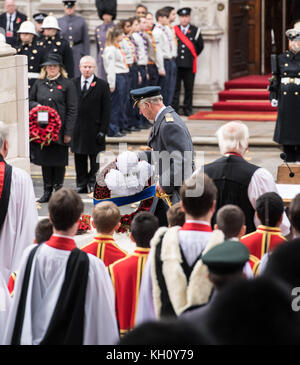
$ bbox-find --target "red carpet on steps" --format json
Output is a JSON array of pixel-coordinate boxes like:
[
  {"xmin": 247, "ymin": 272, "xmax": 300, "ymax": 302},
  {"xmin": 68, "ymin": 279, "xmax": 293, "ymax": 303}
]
[{"xmin": 189, "ymin": 75, "xmax": 278, "ymax": 121}]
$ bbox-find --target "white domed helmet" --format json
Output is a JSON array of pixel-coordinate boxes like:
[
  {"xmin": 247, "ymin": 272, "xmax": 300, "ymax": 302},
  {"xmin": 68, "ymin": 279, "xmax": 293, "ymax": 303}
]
[
  {"xmin": 17, "ymin": 20, "xmax": 38, "ymax": 36},
  {"xmin": 41, "ymin": 15, "xmax": 61, "ymax": 30}
]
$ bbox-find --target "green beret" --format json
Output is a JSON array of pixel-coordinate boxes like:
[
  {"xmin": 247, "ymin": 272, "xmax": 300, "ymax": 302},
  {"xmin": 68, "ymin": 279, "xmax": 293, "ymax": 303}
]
[{"xmin": 202, "ymin": 240, "xmax": 250, "ymax": 275}]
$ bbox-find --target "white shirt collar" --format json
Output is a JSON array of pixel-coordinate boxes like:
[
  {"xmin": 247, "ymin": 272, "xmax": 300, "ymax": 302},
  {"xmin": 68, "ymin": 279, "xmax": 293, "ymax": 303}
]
[
  {"xmin": 81, "ymin": 74, "xmax": 94, "ymax": 89},
  {"xmin": 185, "ymin": 219, "xmax": 210, "ymax": 226},
  {"xmin": 155, "ymin": 105, "xmax": 167, "ymax": 122},
  {"xmin": 180, "ymin": 24, "xmax": 190, "ymax": 33},
  {"xmin": 7, "ymin": 12, "xmax": 16, "ymax": 20},
  {"xmin": 52, "ymin": 233, "xmax": 75, "ymax": 239}
]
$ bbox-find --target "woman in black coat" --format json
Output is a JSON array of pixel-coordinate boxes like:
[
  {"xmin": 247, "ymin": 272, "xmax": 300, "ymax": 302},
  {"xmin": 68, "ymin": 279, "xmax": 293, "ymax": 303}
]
[{"xmin": 29, "ymin": 53, "xmax": 77, "ymax": 203}]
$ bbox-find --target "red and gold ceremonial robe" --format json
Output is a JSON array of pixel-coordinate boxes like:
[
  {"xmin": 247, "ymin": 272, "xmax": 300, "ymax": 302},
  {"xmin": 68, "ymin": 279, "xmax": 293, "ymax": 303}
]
[
  {"xmin": 108, "ymin": 247, "xmax": 150, "ymax": 336},
  {"xmin": 81, "ymin": 234, "xmax": 127, "ymax": 267},
  {"xmin": 248, "ymin": 255, "xmax": 261, "ymax": 276},
  {"xmin": 241, "ymin": 225, "xmax": 286, "ymax": 260}
]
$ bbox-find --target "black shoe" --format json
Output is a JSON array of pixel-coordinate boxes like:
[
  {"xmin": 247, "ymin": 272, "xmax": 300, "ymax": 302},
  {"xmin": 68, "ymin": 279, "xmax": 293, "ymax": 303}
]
[
  {"xmin": 76, "ymin": 186, "xmax": 88, "ymax": 194},
  {"xmin": 129, "ymin": 126, "xmax": 141, "ymax": 131},
  {"xmin": 121, "ymin": 128, "xmax": 132, "ymax": 133},
  {"xmin": 109, "ymin": 132, "xmax": 125, "ymax": 137},
  {"xmin": 139, "ymin": 124, "xmax": 149, "ymax": 130},
  {"xmin": 88, "ymin": 182, "xmax": 95, "ymax": 193},
  {"xmin": 183, "ymin": 110, "xmax": 193, "ymax": 117},
  {"xmin": 53, "ymin": 184, "xmax": 63, "ymax": 192},
  {"xmin": 37, "ymin": 191, "xmax": 52, "ymax": 203}
]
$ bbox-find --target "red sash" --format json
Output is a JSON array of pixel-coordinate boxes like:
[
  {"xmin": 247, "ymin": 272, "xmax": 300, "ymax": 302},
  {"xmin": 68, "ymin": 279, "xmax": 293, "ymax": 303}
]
[
  {"xmin": 174, "ymin": 25, "xmax": 198, "ymax": 74},
  {"xmin": 0, "ymin": 162, "xmax": 5, "ymax": 199},
  {"xmin": 0, "ymin": 157, "xmax": 12, "ymax": 230}
]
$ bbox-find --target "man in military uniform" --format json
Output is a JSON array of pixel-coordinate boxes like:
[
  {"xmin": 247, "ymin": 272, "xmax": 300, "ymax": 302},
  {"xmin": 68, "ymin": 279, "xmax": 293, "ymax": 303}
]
[
  {"xmin": 58, "ymin": 0, "xmax": 90, "ymax": 78},
  {"xmin": 95, "ymin": 1, "xmax": 116, "ymax": 81},
  {"xmin": 270, "ymin": 22, "xmax": 300, "ymax": 162},
  {"xmin": 39, "ymin": 15, "xmax": 74, "ymax": 78},
  {"xmin": 172, "ymin": 7, "xmax": 204, "ymax": 116},
  {"xmin": 130, "ymin": 86, "xmax": 194, "ymax": 226},
  {"xmin": 16, "ymin": 20, "xmax": 46, "ymax": 89},
  {"xmin": 33, "ymin": 12, "xmax": 47, "ymax": 39}
]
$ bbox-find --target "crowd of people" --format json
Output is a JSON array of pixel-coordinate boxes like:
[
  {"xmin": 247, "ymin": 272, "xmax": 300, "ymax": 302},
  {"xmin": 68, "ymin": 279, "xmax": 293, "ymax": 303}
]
[
  {"xmin": 0, "ymin": 114, "xmax": 298, "ymax": 344},
  {"xmin": 0, "ymin": 0, "xmax": 300, "ymax": 348},
  {"xmin": 0, "ymin": 0, "xmax": 204, "ymax": 202}
]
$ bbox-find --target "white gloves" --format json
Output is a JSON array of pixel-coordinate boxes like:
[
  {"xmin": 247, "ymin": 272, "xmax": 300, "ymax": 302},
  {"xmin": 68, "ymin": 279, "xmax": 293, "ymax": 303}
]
[{"xmin": 271, "ymin": 99, "xmax": 278, "ymax": 107}]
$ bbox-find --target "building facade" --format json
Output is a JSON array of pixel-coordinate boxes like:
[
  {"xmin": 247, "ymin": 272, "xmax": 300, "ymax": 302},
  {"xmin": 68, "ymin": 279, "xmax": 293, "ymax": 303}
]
[{"xmin": 0, "ymin": 0, "xmax": 298, "ymax": 107}]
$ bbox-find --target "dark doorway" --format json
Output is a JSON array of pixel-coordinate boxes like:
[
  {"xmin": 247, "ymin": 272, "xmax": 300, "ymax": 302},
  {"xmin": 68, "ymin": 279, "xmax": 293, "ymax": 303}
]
[
  {"xmin": 228, "ymin": 0, "xmax": 261, "ymax": 79},
  {"xmin": 264, "ymin": 0, "xmax": 300, "ymax": 74}
]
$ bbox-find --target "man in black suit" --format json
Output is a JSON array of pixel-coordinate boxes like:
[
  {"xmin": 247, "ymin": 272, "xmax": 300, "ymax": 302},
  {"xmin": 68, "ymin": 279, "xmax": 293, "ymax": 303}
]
[
  {"xmin": 172, "ymin": 7, "xmax": 204, "ymax": 116},
  {"xmin": 0, "ymin": 0, "xmax": 26, "ymax": 48},
  {"xmin": 72, "ymin": 55, "xmax": 111, "ymax": 193}
]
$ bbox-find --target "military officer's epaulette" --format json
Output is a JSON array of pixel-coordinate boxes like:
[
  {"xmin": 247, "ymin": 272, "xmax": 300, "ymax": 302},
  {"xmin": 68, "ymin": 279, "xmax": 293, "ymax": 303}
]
[{"xmin": 165, "ymin": 113, "xmax": 174, "ymax": 122}]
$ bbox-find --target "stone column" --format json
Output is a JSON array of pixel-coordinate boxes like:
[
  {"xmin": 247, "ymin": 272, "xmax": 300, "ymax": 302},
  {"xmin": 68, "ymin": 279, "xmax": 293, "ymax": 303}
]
[{"xmin": 0, "ymin": 38, "xmax": 30, "ymax": 172}]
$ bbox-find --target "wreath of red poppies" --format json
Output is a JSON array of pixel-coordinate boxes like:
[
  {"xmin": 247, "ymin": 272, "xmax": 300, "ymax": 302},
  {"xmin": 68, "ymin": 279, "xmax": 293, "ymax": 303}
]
[
  {"xmin": 93, "ymin": 160, "xmax": 153, "ymax": 233},
  {"xmin": 29, "ymin": 105, "xmax": 61, "ymax": 148}
]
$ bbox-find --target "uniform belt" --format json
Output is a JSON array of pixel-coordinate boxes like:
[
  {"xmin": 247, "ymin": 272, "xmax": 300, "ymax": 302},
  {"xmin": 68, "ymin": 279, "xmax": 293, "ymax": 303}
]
[
  {"xmin": 281, "ymin": 77, "xmax": 300, "ymax": 85},
  {"xmin": 28, "ymin": 72, "xmax": 40, "ymax": 79}
]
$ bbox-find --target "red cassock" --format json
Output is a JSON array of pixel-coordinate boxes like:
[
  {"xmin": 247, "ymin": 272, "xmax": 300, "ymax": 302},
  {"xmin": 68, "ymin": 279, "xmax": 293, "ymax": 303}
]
[
  {"xmin": 108, "ymin": 247, "xmax": 150, "ymax": 336},
  {"xmin": 81, "ymin": 234, "xmax": 127, "ymax": 266},
  {"xmin": 241, "ymin": 225, "xmax": 286, "ymax": 260}
]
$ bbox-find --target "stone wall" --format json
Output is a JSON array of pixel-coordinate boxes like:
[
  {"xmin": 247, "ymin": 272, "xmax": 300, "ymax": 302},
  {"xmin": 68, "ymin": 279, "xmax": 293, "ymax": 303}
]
[{"xmin": 0, "ymin": 41, "xmax": 29, "ymax": 171}]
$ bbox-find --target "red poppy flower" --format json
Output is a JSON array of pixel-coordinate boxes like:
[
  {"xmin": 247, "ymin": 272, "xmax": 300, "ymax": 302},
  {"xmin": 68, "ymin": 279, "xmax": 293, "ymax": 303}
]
[
  {"xmin": 16, "ymin": 17, "xmax": 21, "ymax": 24},
  {"xmin": 57, "ymin": 85, "xmax": 63, "ymax": 90},
  {"xmin": 91, "ymin": 82, "xmax": 96, "ymax": 87}
]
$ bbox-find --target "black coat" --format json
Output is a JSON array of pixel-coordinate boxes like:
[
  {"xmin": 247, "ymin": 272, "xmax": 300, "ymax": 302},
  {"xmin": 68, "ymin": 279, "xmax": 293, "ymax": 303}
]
[
  {"xmin": 0, "ymin": 10, "xmax": 27, "ymax": 48},
  {"xmin": 271, "ymin": 50, "xmax": 300, "ymax": 145},
  {"xmin": 38, "ymin": 33, "xmax": 75, "ymax": 78},
  {"xmin": 175, "ymin": 24, "xmax": 204, "ymax": 69},
  {"xmin": 29, "ymin": 75, "xmax": 77, "ymax": 166},
  {"xmin": 71, "ymin": 75, "xmax": 111, "ymax": 154}
]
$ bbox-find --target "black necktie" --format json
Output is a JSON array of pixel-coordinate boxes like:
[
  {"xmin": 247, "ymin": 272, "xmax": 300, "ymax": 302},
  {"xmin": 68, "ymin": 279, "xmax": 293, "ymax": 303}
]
[
  {"xmin": 82, "ymin": 80, "xmax": 88, "ymax": 95},
  {"xmin": 8, "ymin": 15, "xmax": 12, "ymax": 31}
]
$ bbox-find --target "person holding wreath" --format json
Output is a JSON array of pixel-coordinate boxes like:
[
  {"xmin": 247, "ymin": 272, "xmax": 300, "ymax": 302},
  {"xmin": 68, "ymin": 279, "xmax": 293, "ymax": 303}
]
[{"xmin": 29, "ymin": 53, "xmax": 77, "ymax": 203}]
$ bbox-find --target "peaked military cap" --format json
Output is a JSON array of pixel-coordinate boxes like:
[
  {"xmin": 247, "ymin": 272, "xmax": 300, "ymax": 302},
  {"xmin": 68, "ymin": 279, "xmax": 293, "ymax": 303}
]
[
  {"xmin": 177, "ymin": 7, "xmax": 192, "ymax": 16},
  {"xmin": 63, "ymin": 0, "xmax": 76, "ymax": 8},
  {"xmin": 130, "ymin": 86, "xmax": 162, "ymax": 107},
  {"xmin": 286, "ymin": 22, "xmax": 300, "ymax": 40},
  {"xmin": 33, "ymin": 13, "xmax": 48, "ymax": 23},
  {"xmin": 202, "ymin": 240, "xmax": 250, "ymax": 275}
]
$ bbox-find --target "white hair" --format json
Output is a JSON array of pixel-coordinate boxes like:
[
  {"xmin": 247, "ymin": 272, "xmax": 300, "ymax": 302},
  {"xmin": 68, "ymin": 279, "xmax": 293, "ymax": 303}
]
[
  {"xmin": 79, "ymin": 55, "xmax": 96, "ymax": 66},
  {"xmin": 216, "ymin": 121, "xmax": 249, "ymax": 155},
  {"xmin": 0, "ymin": 122, "xmax": 9, "ymax": 149},
  {"xmin": 139, "ymin": 95, "xmax": 163, "ymax": 106}
]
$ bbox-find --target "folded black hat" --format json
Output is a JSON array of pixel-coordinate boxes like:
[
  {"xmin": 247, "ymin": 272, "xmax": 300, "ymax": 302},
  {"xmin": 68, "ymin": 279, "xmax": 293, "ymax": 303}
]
[{"xmin": 41, "ymin": 53, "xmax": 63, "ymax": 67}]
